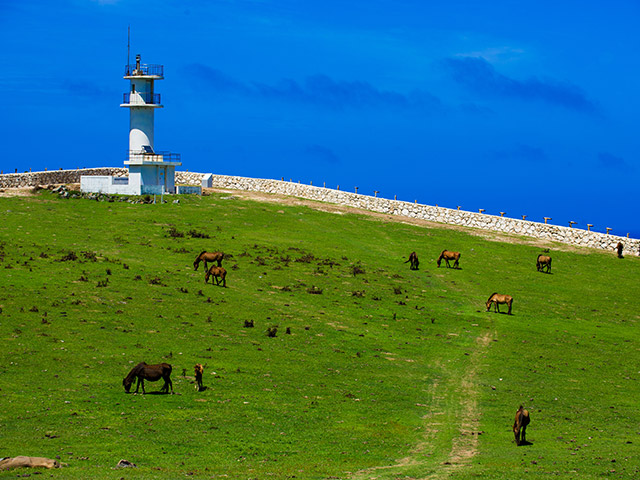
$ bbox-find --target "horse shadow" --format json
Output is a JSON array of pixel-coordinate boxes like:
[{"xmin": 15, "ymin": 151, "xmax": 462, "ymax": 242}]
[
  {"xmin": 197, "ymin": 386, "xmax": 208, "ymax": 392},
  {"xmin": 517, "ymin": 440, "xmax": 533, "ymax": 446}
]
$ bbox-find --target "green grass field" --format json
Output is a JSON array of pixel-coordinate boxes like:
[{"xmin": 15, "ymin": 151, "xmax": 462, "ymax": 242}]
[{"xmin": 1, "ymin": 189, "xmax": 638, "ymax": 479}]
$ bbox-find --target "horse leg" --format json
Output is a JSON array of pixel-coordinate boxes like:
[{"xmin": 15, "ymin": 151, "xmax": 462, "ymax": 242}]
[
  {"xmin": 134, "ymin": 376, "xmax": 141, "ymax": 393},
  {"xmin": 521, "ymin": 424, "xmax": 526, "ymax": 443},
  {"xmin": 508, "ymin": 301, "xmax": 512, "ymax": 315}
]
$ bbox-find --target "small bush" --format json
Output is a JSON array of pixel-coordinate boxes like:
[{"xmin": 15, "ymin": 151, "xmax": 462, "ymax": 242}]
[
  {"xmin": 307, "ymin": 285, "xmax": 323, "ymax": 295},
  {"xmin": 149, "ymin": 276, "xmax": 163, "ymax": 285},
  {"xmin": 351, "ymin": 264, "xmax": 365, "ymax": 276},
  {"xmin": 60, "ymin": 251, "xmax": 78, "ymax": 262},
  {"xmin": 96, "ymin": 279, "xmax": 109, "ymax": 288},
  {"xmin": 166, "ymin": 226, "xmax": 184, "ymax": 238},
  {"xmin": 296, "ymin": 253, "xmax": 316, "ymax": 263},
  {"xmin": 244, "ymin": 320, "xmax": 255, "ymax": 328},
  {"xmin": 187, "ymin": 229, "xmax": 210, "ymax": 239},
  {"xmin": 266, "ymin": 326, "xmax": 278, "ymax": 337},
  {"xmin": 352, "ymin": 291, "xmax": 365, "ymax": 298},
  {"xmin": 82, "ymin": 251, "xmax": 97, "ymax": 262},
  {"xmin": 393, "ymin": 287, "xmax": 403, "ymax": 295}
]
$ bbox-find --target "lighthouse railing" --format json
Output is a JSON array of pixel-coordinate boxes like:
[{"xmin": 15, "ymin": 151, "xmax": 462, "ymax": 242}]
[
  {"xmin": 122, "ymin": 92, "xmax": 161, "ymax": 105},
  {"xmin": 124, "ymin": 63, "xmax": 164, "ymax": 77},
  {"xmin": 127, "ymin": 150, "xmax": 181, "ymax": 163}
]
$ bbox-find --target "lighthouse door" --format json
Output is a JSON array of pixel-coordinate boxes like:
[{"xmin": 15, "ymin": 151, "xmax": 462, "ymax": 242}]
[{"xmin": 159, "ymin": 168, "xmax": 165, "ymax": 192}]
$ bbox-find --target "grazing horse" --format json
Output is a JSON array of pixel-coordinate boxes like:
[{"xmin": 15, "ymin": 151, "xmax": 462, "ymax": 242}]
[
  {"xmin": 404, "ymin": 251, "xmax": 419, "ymax": 270},
  {"xmin": 536, "ymin": 254, "xmax": 552, "ymax": 273},
  {"xmin": 194, "ymin": 363, "xmax": 204, "ymax": 391},
  {"xmin": 205, "ymin": 265, "xmax": 227, "ymax": 287},
  {"xmin": 513, "ymin": 405, "xmax": 530, "ymax": 446},
  {"xmin": 122, "ymin": 362, "xmax": 173, "ymax": 394},
  {"xmin": 616, "ymin": 242, "xmax": 624, "ymax": 258},
  {"xmin": 437, "ymin": 250, "xmax": 461, "ymax": 269},
  {"xmin": 193, "ymin": 251, "xmax": 224, "ymax": 271},
  {"xmin": 486, "ymin": 292, "xmax": 513, "ymax": 315}
]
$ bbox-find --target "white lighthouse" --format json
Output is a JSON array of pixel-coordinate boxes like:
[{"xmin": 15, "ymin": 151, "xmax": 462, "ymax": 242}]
[
  {"xmin": 121, "ymin": 54, "xmax": 181, "ymax": 194},
  {"xmin": 81, "ymin": 52, "xmax": 186, "ymax": 196}
]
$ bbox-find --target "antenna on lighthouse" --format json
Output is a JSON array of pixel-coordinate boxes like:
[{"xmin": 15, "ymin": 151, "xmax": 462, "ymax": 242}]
[{"xmin": 127, "ymin": 25, "xmax": 130, "ymax": 70}]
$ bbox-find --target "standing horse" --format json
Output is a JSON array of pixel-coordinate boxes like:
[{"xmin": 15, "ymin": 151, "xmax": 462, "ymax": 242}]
[
  {"xmin": 404, "ymin": 251, "xmax": 419, "ymax": 270},
  {"xmin": 122, "ymin": 362, "xmax": 173, "ymax": 394},
  {"xmin": 536, "ymin": 254, "xmax": 552, "ymax": 273},
  {"xmin": 437, "ymin": 250, "xmax": 461, "ymax": 269},
  {"xmin": 486, "ymin": 293, "xmax": 513, "ymax": 314},
  {"xmin": 194, "ymin": 363, "xmax": 204, "ymax": 391},
  {"xmin": 205, "ymin": 265, "xmax": 227, "ymax": 287},
  {"xmin": 616, "ymin": 242, "xmax": 624, "ymax": 258},
  {"xmin": 193, "ymin": 251, "xmax": 224, "ymax": 271},
  {"xmin": 513, "ymin": 405, "xmax": 530, "ymax": 446}
]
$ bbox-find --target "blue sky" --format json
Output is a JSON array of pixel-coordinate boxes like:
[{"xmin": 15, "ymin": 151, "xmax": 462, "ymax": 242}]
[{"xmin": 1, "ymin": 0, "xmax": 638, "ymax": 237}]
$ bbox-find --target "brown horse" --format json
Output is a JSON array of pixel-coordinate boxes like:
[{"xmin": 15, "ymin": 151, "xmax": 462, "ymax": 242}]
[
  {"xmin": 123, "ymin": 362, "xmax": 173, "ymax": 394},
  {"xmin": 194, "ymin": 363, "xmax": 204, "ymax": 391},
  {"xmin": 205, "ymin": 265, "xmax": 227, "ymax": 287},
  {"xmin": 404, "ymin": 251, "xmax": 419, "ymax": 270},
  {"xmin": 193, "ymin": 251, "xmax": 224, "ymax": 271},
  {"xmin": 486, "ymin": 292, "xmax": 513, "ymax": 314},
  {"xmin": 437, "ymin": 250, "xmax": 461, "ymax": 269},
  {"xmin": 536, "ymin": 254, "xmax": 552, "ymax": 273},
  {"xmin": 513, "ymin": 405, "xmax": 530, "ymax": 446},
  {"xmin": 616, "ymin": 242, "xmax": 624, "ymax": 258}
]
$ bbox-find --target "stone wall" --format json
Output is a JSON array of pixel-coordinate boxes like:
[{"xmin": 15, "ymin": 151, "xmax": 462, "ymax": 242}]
[
  {"xmin": 0, "ymin": 168, "xmax": 127, "ymax": 188},
  {"xmin": 2, "ymin": 169, "xmax": 638, "ymax": 256},
  {"xmin": 179, "ymin": 172, "xmax": 640, "ymax": 256}
]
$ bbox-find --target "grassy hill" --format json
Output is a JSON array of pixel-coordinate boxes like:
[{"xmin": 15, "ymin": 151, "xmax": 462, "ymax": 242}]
[{"xmin": 0, "ymin": 189, "xmax": 638, "ymax": 479}]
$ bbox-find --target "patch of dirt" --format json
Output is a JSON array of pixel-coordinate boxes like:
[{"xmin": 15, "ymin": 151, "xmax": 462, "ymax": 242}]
[{"xmin": 0, "ymin": 187, "xmax": 40, "ymax": 197}]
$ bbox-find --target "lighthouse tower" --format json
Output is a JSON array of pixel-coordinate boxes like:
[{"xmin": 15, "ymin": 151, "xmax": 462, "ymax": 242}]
[{"xmin": 120, "ymin": 53, "xmax": 181, "ymax": 194}]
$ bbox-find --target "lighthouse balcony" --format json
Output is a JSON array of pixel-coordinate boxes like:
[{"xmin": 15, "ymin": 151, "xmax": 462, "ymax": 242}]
[
  {"xmin": 124, "ymin": 63, "xmax": 164, "ymax": 78},
  {"xmin": 122, "ymin": 92, "xmax": 161, "ymax": 106},
  {"xmin": 125, "ymin": 149, "xmax": 182, "ymax": 166}
]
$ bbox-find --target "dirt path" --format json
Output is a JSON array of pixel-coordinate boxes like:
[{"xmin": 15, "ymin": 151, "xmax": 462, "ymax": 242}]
[
  {"xmin": 207, "ymin": 188, "xmax": 587, "ymax": 253},
  {"xmin": 351, "ymin": 330, "xmax": 494, "ymax": 480}
]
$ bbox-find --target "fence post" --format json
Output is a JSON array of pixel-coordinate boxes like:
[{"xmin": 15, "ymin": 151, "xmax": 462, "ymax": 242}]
[
  {"xmin": 569, "ymin": 221, "xmax": 577, "ymax": 228},
  {"xmin": 606, "ymin": 227, "xmax": 612, "ymax": 235},
  {"xmin": 587, "ymin": 224, "xmax": 593, "ymax": 231},
  {"xmin": 544, "ymin": 217, "xmax": 551, "ymax": 224},
  {"xmin": 521, "ymin": 215, "xmax": 527, "ymax": 220},
  {"xmin": 479, "ymin": 209, "xmax": 485, "ymax": 213},
  {"xmin": 500, "ymin": 211, "xmax": 506, "ymax": 217}
]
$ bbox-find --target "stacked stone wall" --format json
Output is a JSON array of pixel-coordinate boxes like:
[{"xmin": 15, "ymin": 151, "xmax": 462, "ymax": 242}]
[
  {"xmin": 0, "ymin": 168, "xmax": 127, "ymax": 188},
  {"xmin": 2, "ymin": 169, "xmax": 638, "ymax": 256}
]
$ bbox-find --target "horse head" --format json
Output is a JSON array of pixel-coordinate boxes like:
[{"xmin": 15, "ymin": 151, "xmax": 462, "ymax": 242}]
[{"xmin": 123, "ymin": 377, "xmax": 133, "ymax": 393}]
